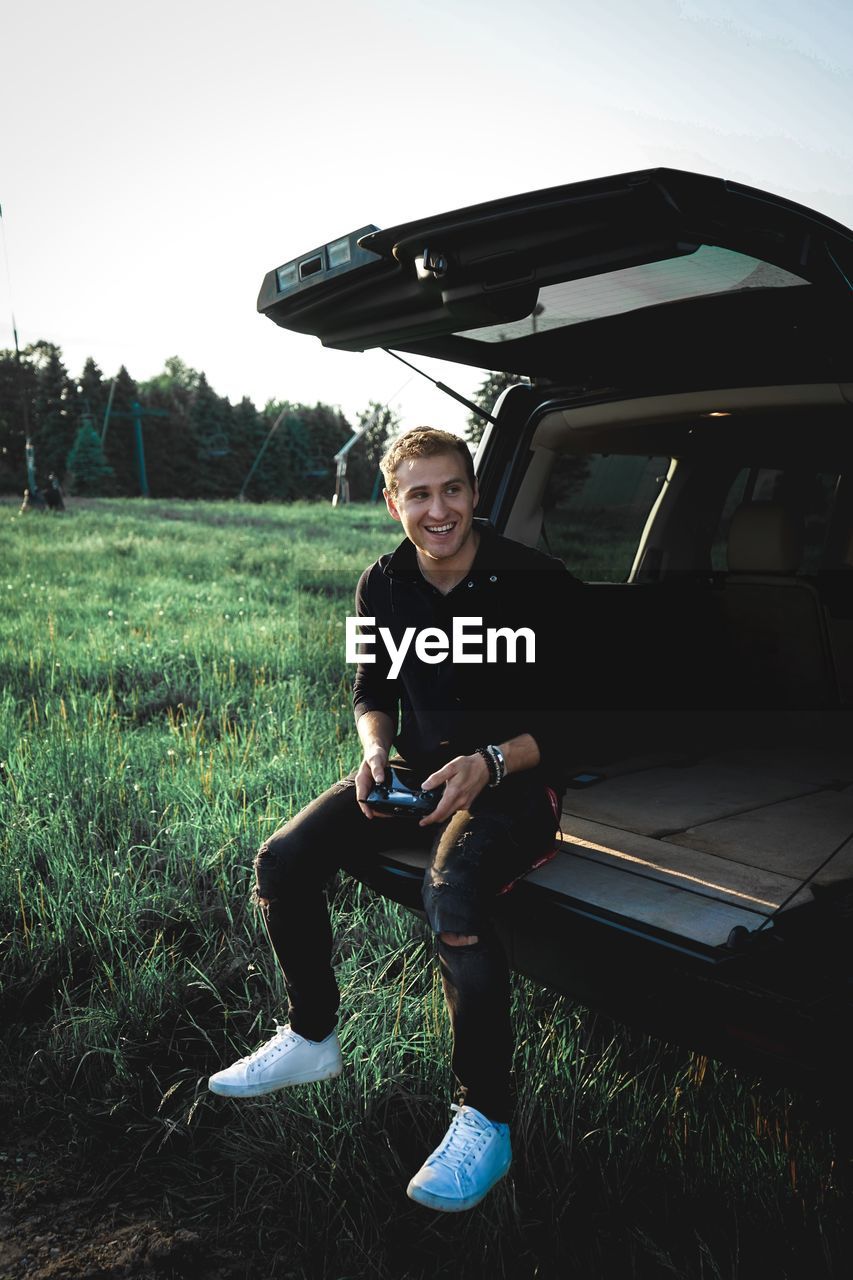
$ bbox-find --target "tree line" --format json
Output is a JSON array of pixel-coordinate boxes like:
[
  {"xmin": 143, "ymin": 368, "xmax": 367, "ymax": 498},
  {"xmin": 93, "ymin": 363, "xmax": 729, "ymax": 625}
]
[{"xmin": 0, "ymin": 342, "xmax": 399, "ymax": 502}]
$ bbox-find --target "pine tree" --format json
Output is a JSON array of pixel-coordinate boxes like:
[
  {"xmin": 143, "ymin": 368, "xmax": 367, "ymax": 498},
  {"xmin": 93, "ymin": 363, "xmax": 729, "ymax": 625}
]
[
  {"xmin": 145, "ymin": 355, "xmax": 200, "ymax": 398},
  {"xmin": 230, "ymin": 395, "xmax": 265, "ymax": 495},
  {"xmin": 188, "ymin": 372, "xmax": 229, "ymax": 496},
  {"xmin": 465, "ymin": 371, "xmax": 520, "ymax": 445},
  {"xmin": 30, "ymin": 341, "xmax": 75, "ymax": 479},
  {"xmin": 66, "ymin": 422, "xmax": 115, "ymax": 494},
  {"xmin": 273, "ymin": 406, "xmax": 312, "ymax": 500},
  {"xmin": 78, "ymin": 356, "xmax": 105, "ymax": 429},
  {"xmin": 299, "ymin": 403, "xmax": 352, "ymax": 499},
  {"xmin": 0, "ymin": 347, "xmax": 37, "ymax": 492},
  {"xmin": 238, "ymin": 400, "xmax": 286, "ymax": 501},
  {"xmin": 103, "ymin": 365, "xmax": 141, "ymax": 494},
  {"xmin": 140, "ymin": 357, "xmax": 198, "ymax": 498}
]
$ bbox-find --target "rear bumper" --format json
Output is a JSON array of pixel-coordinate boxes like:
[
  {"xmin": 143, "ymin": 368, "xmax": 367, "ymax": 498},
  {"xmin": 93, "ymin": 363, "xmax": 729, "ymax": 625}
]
[{"xmin": 348, "ymin": 849, "xmax": 851, "ymax": 1099}]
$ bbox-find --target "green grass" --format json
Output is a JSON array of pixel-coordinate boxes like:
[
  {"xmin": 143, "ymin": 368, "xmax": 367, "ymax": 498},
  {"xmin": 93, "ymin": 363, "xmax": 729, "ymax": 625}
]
[{"xmin": 0, "ymin": 496, "xmax": 849, "ymax": 1279}]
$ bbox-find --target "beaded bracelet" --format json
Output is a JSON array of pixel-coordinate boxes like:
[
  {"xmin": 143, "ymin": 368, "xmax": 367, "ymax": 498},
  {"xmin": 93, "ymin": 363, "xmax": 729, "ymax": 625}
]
[
  {"xmin": 475, "ymin": 746, "xmax": 498, "ymax": 787},
  {"xmin": 487, "ymin": 743, "xmax": 507, "ymax": 786},
  {"xmin": 476, "ymin": 744, "xmax": 506, "ymax": 788}
]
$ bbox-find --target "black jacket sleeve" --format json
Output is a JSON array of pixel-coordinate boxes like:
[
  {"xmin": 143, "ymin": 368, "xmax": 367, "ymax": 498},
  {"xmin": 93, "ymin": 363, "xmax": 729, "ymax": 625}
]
[{"xmin": 351, "ymin": 565, "xmax": 400, "ymax": 729}]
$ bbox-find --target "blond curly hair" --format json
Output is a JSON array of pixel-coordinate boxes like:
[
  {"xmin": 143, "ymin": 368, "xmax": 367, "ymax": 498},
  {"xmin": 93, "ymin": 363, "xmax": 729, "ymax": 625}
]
[{"xmin": 380, "ymin": 427, "xmax": 475, "ymax": 496}]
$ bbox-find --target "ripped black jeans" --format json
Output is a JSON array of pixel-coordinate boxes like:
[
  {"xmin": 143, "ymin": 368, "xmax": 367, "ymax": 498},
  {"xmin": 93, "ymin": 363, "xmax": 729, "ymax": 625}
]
[{"xmin": 253, "ymin": 763, "xmax": 560, "ymax": 1123}]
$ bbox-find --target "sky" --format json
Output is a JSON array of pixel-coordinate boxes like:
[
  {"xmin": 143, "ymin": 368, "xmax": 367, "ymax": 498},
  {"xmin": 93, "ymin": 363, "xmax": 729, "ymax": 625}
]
[{"xmin": 1, "ymin": 0, "xmax": 852, "ymax": 438}]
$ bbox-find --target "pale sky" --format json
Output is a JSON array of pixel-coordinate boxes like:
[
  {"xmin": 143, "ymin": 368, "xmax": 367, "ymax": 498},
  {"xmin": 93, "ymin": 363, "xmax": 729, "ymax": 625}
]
[{"xmin": 1, "ymin": 0, "xmax": 851, "ymax": 436}]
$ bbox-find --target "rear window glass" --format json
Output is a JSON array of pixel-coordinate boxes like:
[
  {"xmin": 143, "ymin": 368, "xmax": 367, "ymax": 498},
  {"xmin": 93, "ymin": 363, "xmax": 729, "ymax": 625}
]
[
  {"xmin": 711, "ymin": 466, "xmax": 840, "ymax": 573},
  {"xmin": 538, "ymin": 453, "xmax": 670, "ymax": 581},
  {"xmin": 458, "ymin": 246, "xmax": 808, "ymax": 344}
]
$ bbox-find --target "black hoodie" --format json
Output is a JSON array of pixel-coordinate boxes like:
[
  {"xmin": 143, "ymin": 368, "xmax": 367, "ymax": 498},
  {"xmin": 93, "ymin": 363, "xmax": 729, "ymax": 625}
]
[{"xmin": 352, "ymin": 521, "xmax": 581, "ymax": 790}]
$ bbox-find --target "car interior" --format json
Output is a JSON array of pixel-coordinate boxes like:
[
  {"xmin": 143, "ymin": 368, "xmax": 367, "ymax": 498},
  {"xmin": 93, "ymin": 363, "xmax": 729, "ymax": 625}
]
[
  {"xmin": 499, "ymin": 384, "xmax": 853, "ymax": 949},
  {"xmin": 386, "ymin": 383, "xmax": 853, "ymax": 954}
]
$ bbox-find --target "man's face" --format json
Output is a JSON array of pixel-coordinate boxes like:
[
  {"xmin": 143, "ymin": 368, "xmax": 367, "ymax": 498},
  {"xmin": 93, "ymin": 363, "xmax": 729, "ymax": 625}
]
[{"xmin": 384, "ymin": 452, "xmax": 479, "ymax": 565}]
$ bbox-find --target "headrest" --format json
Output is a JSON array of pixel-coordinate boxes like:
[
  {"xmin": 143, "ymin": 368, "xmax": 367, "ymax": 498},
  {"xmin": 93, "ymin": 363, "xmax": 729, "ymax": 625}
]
[{"xmin": 727, "ymin": 502, "xmax": 803, "ymax": 574}]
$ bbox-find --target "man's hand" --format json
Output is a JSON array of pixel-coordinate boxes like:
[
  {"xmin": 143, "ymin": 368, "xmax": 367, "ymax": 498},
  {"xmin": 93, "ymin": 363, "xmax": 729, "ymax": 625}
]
[
  {"xmin": 418, "ymin": 753, "xmax": 491, "ymax": 827},
  {"xmin": 355, "ymin": 710, "xmax": 395, "ymax": 819},
  {"xmin": 355, "ymin": 749, "xmax": 392, "ymax": 819}
]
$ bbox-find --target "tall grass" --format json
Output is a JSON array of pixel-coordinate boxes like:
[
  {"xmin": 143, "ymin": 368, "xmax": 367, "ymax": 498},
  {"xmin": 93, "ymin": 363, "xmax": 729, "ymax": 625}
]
[{"xmin": 0, "ymin": 497, "xmax": 848, "ymax": 1279}]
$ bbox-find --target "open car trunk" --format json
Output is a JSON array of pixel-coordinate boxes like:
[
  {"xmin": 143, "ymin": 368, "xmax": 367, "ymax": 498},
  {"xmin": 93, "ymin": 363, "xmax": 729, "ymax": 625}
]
[
  {"xmin": 261, "ymin": 169, "xmax": 853, "ymax": 1094},
  {"xmin": 555, "ymin": 738, "xmax": 853, "ymax": 946}
]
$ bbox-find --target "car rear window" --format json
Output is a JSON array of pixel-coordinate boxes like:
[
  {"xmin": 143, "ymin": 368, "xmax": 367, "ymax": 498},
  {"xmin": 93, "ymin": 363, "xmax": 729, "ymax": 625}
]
[
  {"xmin": 538, "ymin": 453, "xmax": 670, "ymax": 581},
  {"xmin": 457, "ymin": 246, "xmax": 808, "ymax": 345}
]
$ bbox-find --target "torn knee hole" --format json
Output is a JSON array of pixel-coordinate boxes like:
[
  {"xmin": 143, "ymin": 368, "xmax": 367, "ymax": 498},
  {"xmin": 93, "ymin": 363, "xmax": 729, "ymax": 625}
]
[{"xmin": 251, "ymin": 887, "xmax": 277, "ymax": 910}]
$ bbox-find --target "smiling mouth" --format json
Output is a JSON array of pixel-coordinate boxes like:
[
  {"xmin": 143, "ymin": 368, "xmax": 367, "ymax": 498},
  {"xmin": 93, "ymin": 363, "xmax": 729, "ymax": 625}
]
[{"xmin": 424, "ymin": 522, "xmax": 456, "ymax": 535}]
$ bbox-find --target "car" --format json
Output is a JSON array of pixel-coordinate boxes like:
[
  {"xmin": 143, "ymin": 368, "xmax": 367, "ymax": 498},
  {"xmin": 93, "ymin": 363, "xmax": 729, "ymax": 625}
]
[{"xmin": 258, "ymin": 167, "xmax": 853, "ymax": 1100}]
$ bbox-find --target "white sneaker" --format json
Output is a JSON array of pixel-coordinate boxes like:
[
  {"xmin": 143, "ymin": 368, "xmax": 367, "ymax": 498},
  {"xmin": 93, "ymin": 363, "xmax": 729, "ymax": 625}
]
[
  {"xmin": 207, "ymin": 1025, "xmax": 342, "ymax": 1097},
  {"xmin": 406, "ymin": 1104, "xmax": 512, "ymax": 1212}
]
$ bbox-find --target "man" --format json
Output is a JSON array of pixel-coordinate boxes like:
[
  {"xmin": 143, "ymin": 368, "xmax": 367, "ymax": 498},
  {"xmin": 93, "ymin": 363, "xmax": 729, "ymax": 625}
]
[
  {"xmin": 45, "ymin": 473, "xmax": 65, "ymax": 511},
  {"xmin": 209, "ymin": 427, "xmax": 577, "ymax": 1212}
]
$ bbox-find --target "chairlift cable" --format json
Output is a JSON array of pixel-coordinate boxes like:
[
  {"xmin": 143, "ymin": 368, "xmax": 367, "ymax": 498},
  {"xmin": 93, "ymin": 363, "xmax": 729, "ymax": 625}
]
[
  {"xmin": 101, "ymin": 377, "xmax": 117, "ymax": 445},
  {"xmin": 238, "ymin": 405, "xmax": 289, "ymax": 501},
  {"xmin": 337, "ymin": 373, "xmax": 414, "ymax": 458},
  {"xmin": 383, "ymin": 373, "xmax": 415, "ymax": 410}
]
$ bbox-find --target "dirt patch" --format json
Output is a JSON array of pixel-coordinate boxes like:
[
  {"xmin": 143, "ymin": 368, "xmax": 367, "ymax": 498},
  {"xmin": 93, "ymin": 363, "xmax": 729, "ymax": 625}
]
[
  {"xmin": 0, "ymin": 1214, "xmax": 210, "ymax": 1280},
  {"xmin": 0, "ymin": 1145, "xmax": 245, "ymax": 1280}
]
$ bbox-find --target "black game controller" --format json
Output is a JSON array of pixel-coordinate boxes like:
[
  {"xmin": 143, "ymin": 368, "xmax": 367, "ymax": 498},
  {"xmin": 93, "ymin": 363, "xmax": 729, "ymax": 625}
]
[{"xmin": 365, "ymin": 768, "xmax": 441, "ymax": 816}]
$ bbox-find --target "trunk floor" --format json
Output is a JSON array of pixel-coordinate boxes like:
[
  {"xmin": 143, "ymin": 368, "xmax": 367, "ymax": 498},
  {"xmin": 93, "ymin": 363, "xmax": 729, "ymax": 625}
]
[{"xmin": 382, "ymin": 747, "xmax": 853, "ymax": 949}]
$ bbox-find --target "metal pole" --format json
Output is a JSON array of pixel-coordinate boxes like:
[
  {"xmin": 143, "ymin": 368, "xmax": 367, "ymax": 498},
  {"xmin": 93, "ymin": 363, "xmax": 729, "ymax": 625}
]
[
  {"xmin": 101, "ymin": 377, "xmax": 116, "ymax": 445},
  {"xmin": 25, "ymin": 438, "xmax": 37, "ymax": 492},
  {"xmin": 132, "ymin": 400, "xmax": 150, "ymax": 497}
]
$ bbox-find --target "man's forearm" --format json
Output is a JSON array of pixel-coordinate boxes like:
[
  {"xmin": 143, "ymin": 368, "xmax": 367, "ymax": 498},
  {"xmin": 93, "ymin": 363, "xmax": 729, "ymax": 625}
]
[
  {"xmin": 418, "ymin": 732, "xmax": 544, "ymax": 826},
  {"xmin": 357, "ymin": 710, "xmax": 395, "ymax": 759},
  {"xmin": 495, "ymin": 733, "xmax": 541, "ymax": 777}
]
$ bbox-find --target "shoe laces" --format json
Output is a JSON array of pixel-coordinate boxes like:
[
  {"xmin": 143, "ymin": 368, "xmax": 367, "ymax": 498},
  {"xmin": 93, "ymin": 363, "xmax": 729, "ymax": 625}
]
[
  {"xmin": 235, "ymin": 1023, "xmax": 296, "ymax": 1068},
  {"xmin": 435, "ymin": 1105, "xmax": 492, "ymax": 1171}
]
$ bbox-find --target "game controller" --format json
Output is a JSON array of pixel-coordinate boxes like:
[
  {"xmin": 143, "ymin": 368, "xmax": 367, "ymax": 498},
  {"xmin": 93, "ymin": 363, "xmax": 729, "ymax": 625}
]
[{"xmin": 365, "ymin": 768, "xmax": 441, "ymax": 816}]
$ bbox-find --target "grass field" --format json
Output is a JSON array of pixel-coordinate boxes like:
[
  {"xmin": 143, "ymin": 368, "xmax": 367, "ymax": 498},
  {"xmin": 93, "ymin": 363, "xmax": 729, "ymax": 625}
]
[{"xmin": 0, "ymin": 497, "xmax": 849, "ymax": 1279}]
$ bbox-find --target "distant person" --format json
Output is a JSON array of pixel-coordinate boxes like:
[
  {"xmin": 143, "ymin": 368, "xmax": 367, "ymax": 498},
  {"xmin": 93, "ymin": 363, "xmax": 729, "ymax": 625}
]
[
  {"xmin": 45, "ymin": 473, "xmax": 65, "ymax": 511},
  {"xmin": 20, "ymin": 486, "xmax": 46, "ymax": 513},
  {"xmin": 209, "ymin": 427, "xmax": 578, "ymax": 1213}
]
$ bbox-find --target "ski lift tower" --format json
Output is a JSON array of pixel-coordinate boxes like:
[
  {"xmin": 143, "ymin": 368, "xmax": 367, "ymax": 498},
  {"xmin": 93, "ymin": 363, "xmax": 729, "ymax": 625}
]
[{"xmin": 332, "ymin": 423, "xmax": 368, "ymax": 506}]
